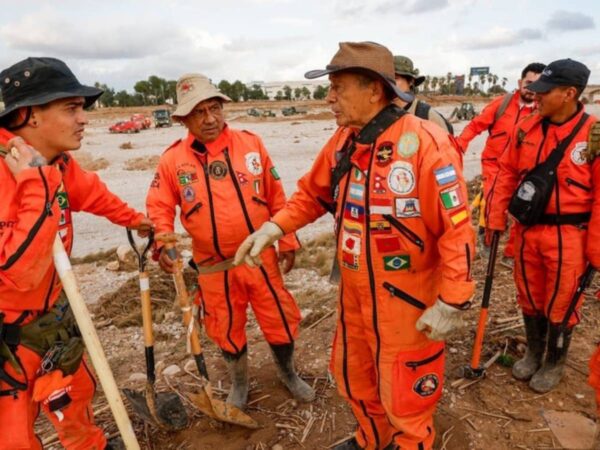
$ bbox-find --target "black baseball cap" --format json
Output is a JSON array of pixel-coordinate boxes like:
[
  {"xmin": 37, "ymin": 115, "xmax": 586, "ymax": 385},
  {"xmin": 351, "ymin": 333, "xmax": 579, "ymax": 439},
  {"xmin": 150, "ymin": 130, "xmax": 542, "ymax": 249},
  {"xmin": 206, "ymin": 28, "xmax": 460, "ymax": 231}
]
[
  {"xmin": 0, "ymin": 57, "xmax": 103, "ymax": 120},
  {"xmin": 527, "ymin": 58, "xmax": 590, "ymax": 93}
]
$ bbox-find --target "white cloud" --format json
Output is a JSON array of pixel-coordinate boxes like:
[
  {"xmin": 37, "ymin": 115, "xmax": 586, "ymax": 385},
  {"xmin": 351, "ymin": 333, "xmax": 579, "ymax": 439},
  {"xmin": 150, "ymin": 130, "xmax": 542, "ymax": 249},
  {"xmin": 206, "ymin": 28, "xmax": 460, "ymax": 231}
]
[
  {"xmin": 461, "ymin": 26, "xmax": 543, "ymax": 50},
  {"xmin": 546, "ymin": 10, "xmax": 595, "ymax": 32}
]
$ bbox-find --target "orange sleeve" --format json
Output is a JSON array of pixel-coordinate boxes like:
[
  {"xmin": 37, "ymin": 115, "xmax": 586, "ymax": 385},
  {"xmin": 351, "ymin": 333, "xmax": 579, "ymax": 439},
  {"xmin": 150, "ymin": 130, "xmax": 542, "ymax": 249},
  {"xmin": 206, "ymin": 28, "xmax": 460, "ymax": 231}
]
[
  {"xmin": 586, "ymin": 155, "xmax": 600, "ymax": 268},
  {"xmin": 258, "ymin": 138, "xmax": 300, "ymax": 252},
  {"xmin": 0, "ymin": 165, "xmax": 62, "ymax": 291},
  {"xmin": 456, "ymin": 97, "xmax": 501, "ymax": 151},
  {"xmin": 418, "ymin": 123, "xmax": 476, "ymax": 304},
  {"xmin": 65, "ymin": 155, "xmax": 144, "ymax": 228},
  {"xmin": 146, "ymin": 152, "xmax": 180, "ymax": 236},
  {"xmin": 271, "ymin": 130, "xmax": 343, "ymax": 234}
]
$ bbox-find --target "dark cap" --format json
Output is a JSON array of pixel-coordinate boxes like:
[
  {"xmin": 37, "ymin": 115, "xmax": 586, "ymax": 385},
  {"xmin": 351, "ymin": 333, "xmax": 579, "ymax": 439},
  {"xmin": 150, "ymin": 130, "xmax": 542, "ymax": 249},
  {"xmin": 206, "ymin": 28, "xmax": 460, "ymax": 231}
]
[
  {"xmin": 393, "ymin": 55, "xmax": 426, "ymax": 87},
  {"xmin": 0, "ymin": 57, "xmax": 103, "ymax": 120},
  {"xmin": 527, "ymin": 58, "xmax": 590, "ymax": 94},
  {"xmin": 305, "ymin": 42, "xmax": 414, "ymax": 103}
]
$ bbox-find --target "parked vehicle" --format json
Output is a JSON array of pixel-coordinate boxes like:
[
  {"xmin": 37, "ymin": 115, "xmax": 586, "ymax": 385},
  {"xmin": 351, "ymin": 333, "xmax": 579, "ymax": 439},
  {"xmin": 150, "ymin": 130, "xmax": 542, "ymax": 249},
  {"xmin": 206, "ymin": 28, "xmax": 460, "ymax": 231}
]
[
  {"xmin": 247, "ymin": 108, "xmax": 276, "ymax": 118},
  {"xmin": 131, "ymin": 113, "xmax": 152, "ymax": 129},
  {"xmin": 456, "ymin": 102, "xmax": 476, "ymax": 120},
  {"xmin": 281, "ymin": 106, "xmax": 308, "ymax": 116},
  {"xmin": 153, "ymin": 109, "xmax": 173, "ymax": 128},
  {"xmin": 109, "ymin": 120, "xmax": 141, "ymax": 134}
]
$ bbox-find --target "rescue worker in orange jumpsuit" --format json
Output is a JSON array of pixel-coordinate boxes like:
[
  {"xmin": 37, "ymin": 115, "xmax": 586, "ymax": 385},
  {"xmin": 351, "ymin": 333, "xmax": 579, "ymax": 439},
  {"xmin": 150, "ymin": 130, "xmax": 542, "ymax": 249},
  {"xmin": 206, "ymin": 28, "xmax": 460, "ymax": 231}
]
[
  {"xmin": 487, "ymin": 59, "xmax": 599, "ymax": 393},
  {"xmin": 146, "ymin": 74, "xmax": 314, "ymax": 409},
  {"xmin": 0, "ymin": 57, "xmax": 152, "ymax": 449},
  {"xmin": 235, "ymin": 42, "xmax": 475, "ymax": 450},
  {"xmin": 457, "ymin": 63, "xmax": 546, "ymax": 265}
]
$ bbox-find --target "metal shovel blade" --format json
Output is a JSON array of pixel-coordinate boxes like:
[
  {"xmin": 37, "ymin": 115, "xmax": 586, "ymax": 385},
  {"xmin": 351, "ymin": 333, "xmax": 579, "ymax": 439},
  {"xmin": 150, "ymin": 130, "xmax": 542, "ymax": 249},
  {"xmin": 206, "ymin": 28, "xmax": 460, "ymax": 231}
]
[
  {"xmin": 188, "ymin": 389, "xmax": 259, "ymax": 429},
  {"xmin": 123, "ymin": 386, "xmax": 188, "ymax": 430}
]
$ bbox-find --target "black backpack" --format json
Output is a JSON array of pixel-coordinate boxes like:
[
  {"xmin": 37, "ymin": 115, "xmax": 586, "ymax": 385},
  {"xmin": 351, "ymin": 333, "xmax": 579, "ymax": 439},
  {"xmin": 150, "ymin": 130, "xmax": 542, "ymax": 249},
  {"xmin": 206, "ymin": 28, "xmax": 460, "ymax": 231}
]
[{"xmin": 508, "ymin": 113, "xmax": 589, "ymax": 226}]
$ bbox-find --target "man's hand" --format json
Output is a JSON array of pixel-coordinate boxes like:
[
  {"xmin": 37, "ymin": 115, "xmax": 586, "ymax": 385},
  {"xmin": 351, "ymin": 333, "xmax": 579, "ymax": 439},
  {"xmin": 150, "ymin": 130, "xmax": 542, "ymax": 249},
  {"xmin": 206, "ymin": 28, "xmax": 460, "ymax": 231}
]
[
  {"xmin": 4, "ymin": 137, "xmax": 47, "ymax": 176},
  {"xmin": 278, "ymin": 250, "xmax": 295, "ymax": 274},
  {"xmin": 133, "ymin": 217, "xmax": 154, "ymax": 238},
  {"xmin": 234, "ymin": 222, "xmax": 284, "ymax": 268},
  {"xmin": 416, "ymin": 299, "xmax": 466, "ymax": 341},
  {"xmin": 158, "ymin": 247, "xmax": 177, "ymax": 274}
]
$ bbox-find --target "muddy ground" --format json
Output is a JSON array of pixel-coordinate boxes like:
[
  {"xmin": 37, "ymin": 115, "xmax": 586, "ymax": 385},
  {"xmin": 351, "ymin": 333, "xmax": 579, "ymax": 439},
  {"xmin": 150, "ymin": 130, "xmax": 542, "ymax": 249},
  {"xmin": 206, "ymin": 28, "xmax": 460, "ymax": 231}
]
[{"xmin": 34, "ymin": 99, "xmax": 600, "ymax": 449}]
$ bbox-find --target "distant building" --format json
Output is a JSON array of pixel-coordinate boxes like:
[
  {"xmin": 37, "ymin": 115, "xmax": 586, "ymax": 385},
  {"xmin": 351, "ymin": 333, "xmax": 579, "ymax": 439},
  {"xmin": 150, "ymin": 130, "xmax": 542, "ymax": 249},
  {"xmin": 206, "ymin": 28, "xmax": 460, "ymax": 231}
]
[{"xmin": 250, "ymin": 80, "xmax": 329, "ymax": 100}]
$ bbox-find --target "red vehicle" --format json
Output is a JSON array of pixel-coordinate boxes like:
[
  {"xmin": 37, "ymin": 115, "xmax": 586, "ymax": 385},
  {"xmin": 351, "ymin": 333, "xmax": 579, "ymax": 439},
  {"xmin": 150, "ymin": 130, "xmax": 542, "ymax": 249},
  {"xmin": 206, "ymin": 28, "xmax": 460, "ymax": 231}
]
[
  {"xmin": 131, "ymin": 113, "xmax": 152, "ymax": 129},
  {"xmin": 109, "ymin": 120, "xmax": 141, "ymax": 134}
]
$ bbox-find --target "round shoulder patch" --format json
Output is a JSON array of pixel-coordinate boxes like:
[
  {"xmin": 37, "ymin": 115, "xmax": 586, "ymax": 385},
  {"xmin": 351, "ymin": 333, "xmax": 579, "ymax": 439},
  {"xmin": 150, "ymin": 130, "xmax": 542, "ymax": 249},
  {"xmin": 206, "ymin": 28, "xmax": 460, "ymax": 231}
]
[
  {"xmin": 387, "ymin": 161, "xmax": 415, "ymax": 195},
  {"xmin": 245, "ymin": 152, "xmax": 263, "ymax": 175},
  {"xmin": 397, "ymin": 132, "xmax": 420, "ymax": 158},
  {"xmin": 571, "ymin": 142, "xmax": 587, "ymax": 166}
]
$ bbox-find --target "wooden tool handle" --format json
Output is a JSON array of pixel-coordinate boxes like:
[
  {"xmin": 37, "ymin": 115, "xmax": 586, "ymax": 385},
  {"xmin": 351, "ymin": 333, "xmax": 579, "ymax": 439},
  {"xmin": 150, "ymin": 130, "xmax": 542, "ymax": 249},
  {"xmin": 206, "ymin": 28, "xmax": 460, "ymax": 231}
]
[{"xmin": 139, "ymin": 271, "xmax": 154, "ymax": 347}]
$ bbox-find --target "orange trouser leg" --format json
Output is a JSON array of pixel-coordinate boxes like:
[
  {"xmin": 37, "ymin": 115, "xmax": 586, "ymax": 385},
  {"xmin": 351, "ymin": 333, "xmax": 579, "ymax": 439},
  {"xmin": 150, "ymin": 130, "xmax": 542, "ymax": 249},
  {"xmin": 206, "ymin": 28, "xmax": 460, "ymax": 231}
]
[
  {"xmin": 588, "ymin": 345, "xmax": 600, "ymax": 416},
  {"xmin": 503, "ymin": 221, "xmax": 516, "ymax": 258},
  {"xmin": 0, "ymin": 346, "xmax": 105, "ymax": 450},
  {"xmin": 514, "ymin": 226, "xmax": 547, "ymax": 315},
  {"xmin": 199, "ymin": 247, "xmax": 300, "ymax": 355}
]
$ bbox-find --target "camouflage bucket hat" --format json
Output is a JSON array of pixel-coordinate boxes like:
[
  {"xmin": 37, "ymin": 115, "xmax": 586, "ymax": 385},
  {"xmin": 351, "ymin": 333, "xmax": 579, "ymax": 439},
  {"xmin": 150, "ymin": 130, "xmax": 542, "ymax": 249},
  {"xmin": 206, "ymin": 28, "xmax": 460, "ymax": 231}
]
[{"xmin": 393, "ymin": 55, "xmax": 426, "ymax": 87}]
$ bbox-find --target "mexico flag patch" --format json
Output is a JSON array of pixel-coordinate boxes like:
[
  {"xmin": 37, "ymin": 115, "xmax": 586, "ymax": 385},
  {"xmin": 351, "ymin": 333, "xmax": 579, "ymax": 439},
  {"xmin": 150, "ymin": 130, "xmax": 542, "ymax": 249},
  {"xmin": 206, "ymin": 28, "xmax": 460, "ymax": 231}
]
[{"xmin": 440, "ymin": 184, "xmax": 463, "ymax": 209}]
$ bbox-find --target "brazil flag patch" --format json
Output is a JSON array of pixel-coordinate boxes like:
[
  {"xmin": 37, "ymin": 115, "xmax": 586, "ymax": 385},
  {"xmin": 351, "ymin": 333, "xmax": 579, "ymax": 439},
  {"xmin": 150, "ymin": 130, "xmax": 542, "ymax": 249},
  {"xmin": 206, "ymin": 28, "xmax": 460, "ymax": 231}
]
[{"xmin": 270, "ymin": 167, "xmax": 280, "ymax": 180}]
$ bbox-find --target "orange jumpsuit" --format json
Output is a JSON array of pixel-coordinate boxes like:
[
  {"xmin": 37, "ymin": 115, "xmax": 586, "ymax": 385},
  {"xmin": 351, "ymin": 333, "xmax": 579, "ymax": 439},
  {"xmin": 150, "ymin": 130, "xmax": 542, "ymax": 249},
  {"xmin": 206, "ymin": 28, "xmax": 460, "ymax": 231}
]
[
  {"xmin": 487, "ymin": 108, "xmax": 600, "ymax": 326},
  {"xmin": 457, "ymin": 91, "xmax": 535, "ymax": 257},
  {"xmin": 272, "ymin": 114, "xmax": 475, "ymax": 449},
  {"xmin": 0, "ymin": 145, "xmax": 144, "ymax": 449},
  {"xmin": 146, "ymin": 125, "xmax": 301, "ymax": 356}
]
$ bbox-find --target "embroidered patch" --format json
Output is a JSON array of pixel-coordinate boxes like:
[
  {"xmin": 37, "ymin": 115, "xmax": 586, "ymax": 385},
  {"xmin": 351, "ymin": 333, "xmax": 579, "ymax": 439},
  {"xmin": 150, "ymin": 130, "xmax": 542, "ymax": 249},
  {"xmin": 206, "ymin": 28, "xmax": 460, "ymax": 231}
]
[
  {"xmin": 245, "ymin": 152, "xmax": 262, "ymax": 175},
  {"xmin": 375, "ymin": 236, "xmax": 401, "ymax": 253},
  {"xmin": 353, "ymin": 167, "xmax": 364, "ymax": 181},
  {"xmin": 370, "ymin": 198, "xmax": 393, "ymax": 215},
  {"xmin": 253, "ymin": 179, "xmax": 261, "ymax": 194},
  {"xmin": 341, "ymin": 232, "xmax": 361, "ymax": 255},
  {"xmin": 398, "ymin": 132, "xmax": 420, "ymax": 158},
  {"xmin": 370, "ymin": 220, "xmax": 391, "ymax": 234},
  {"xmin": 344, "ymin": 203, "xmax": 365, "ymax": 221},
  {"xmin": 388, "ymin": 161, "xmax": 415, "ymax": 195},
  {"xmin": 150, "ymin": 172, "xmax": 160, "ymax": 188},
  {"xmin": 182, "ymin": 186, "xmax": 195, "ymax": 203},
  {"xmin": 375, "ymin": 141, "xmax": 394, "ymax": 166},
  {"xmin": 342, "ymin": 251, "xmax": 359, "ymax": 270},
  {"xmin": 439, "ymin": 184, "xmax": 464, "ymax": 209},
  {"xmin": 449, "ymin": 205, "xmax": 469, "ymax": 227},
  {"xmin": 413, "ymin": 374, "xmax": 439, "ymax": 397},
  {"xmin": 208, "ymin": 161, "xmax": 228, "ymax": 180},
  {"xmin": 177, "ymin": 171, "xmax": 199, "ymax": 186},
  {"xmin": 349, "ymin": 183, "xmax": 365, "ymax": 201},
  {"xmin": 434, "ymin": 164, "xmax": 457, "ymax": 186},
  {"xmin": 372, "ymin": 173, "xmax": 387, "ymax": 194},
  {"xmin": 270, "ymin": 167, "xmax": 281, "ymax": 180},
  {"xmin": 57, "ymin": 192, "xmax": 69, "ymax": 210},
  {"xmin": 59, "ymin": 209, "xmax": 71, "ymax": 226},
  {"xmin": 571, "ymin": 142, "xmax": 587, "ymax": 166},
  {"xmin": 237, "ymin": 171, "xmax": 249, "ymax": 185},
  {"xmin": 343, "ymin": 220, "xmax": 363, "ymax": 235},
  {"xmin": 395, "ymin": 197, "xmax": 421, "ymax": 218},
  {"xmin": 383, "ymin": 254, "xmax": 411, "ymax": 271}
]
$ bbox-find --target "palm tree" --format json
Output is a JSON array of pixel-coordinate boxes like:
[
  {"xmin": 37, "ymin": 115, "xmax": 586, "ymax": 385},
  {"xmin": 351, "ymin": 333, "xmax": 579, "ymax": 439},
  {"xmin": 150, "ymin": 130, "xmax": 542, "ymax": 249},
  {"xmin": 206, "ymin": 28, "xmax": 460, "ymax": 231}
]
[
  {"xmin": 431, "ymin": 77, "xmax": 439, "ymax": 94},
  {"xmin": 502, "ymin": 77, "xmax": 508, "ymax": 90},
  {"xmin": 479, "ymin": 74, "xmax": 486, "ymax": 93}
]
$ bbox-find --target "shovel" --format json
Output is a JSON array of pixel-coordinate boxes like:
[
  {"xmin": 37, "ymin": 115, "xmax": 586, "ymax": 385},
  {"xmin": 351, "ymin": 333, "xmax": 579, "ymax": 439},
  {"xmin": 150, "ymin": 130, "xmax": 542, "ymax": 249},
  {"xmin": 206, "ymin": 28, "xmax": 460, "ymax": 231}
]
[
  {"xmin": 157, "ymin": 234, "xmax": 259, "ymax": 429},
  {"xmin": 122, "ymin": 229, "xmax": 188, "ymax": 430}
]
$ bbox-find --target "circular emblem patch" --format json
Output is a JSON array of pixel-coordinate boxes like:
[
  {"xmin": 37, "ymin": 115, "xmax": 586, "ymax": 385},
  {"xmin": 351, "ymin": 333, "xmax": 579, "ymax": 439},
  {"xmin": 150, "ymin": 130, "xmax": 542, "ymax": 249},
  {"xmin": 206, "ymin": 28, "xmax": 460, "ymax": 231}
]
[
  {"xmin": 387, "ymin": 161, "xmax": 415, "ymax": 195},
  {"xmin": 570, "ymin": 142, "xmax": 587, "ymax": 166},
  {"xmin": 413, "ymin": 373, "xmax": 439, "ymax": 397},
  {"xmin": 208, "ymin": 161, "xmax": 228, "ymax": 180},
  {"xmin": 398, "ymin": 132, "xmax": 420, "ymax": 158},
  {"xmin": 245, "ymin": 152, "xmax": 263, "ymax": 175},
  {"xmin": 182, "ymin": 186, "xmax": 195, "ymax": 203},
  {"xmin": 375, "ymin": 141, "xmax": 394, "ymax": 167}
]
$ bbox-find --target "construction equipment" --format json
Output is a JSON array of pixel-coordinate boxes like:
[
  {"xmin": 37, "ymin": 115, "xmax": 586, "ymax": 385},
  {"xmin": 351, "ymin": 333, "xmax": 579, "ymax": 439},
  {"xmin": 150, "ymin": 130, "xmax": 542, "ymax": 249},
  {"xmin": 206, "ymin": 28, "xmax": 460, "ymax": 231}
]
[
  {"xmin": 449, "ymin": 102, "xmax": 477, "ymax": 122},
  {"xmin": 152, "ymin": 109, "xmax": 173, "ymax": 128},
  {"xmin": 157, "ymin": 233, "xmax": 259, "ymax": 429},
  {"xmin": 462, "ymin": 230, "xmax": 500, "ymax": 379},
  {"xmin": 122, "ymin": 229, "xmax": 188, "ymax": 430}
]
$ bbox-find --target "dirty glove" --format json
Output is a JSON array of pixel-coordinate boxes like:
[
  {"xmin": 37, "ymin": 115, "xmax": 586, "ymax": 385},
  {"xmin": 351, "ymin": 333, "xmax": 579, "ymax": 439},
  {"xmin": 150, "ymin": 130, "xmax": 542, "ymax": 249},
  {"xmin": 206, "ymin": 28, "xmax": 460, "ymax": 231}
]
[
  {"xmin": 416, "ymin": 299, "xmax": 466, "ymax": 341},
  {"xmin": 585, "ymin": 122, "xmax": 600, "ymax": 163},
  {"xmin": 234, "ymin": 221, "xmax": 283, "ymax": 268}
]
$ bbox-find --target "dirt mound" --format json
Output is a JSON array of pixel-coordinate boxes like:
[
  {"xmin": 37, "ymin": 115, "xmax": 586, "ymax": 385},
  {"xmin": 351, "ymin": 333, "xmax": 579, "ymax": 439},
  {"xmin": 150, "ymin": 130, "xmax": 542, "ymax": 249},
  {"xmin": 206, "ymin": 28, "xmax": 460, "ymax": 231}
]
[
  {"xmin": 302, "ymin": 111, "xmax": 334, "ymax": 121},
  {"xmin": 72, "ymin": 151, "xmax": 110, "ymax": 171},
  {"xmin": 124, "ymin": 155, "xmax": 160, "ymax": 171},
  {"xmin": 295, "ymin": 231, "xmax": 336, "ymax": 277},
  {"xmin": 119, "ymin": 141, "xmax": 135, "ymax": 150}
]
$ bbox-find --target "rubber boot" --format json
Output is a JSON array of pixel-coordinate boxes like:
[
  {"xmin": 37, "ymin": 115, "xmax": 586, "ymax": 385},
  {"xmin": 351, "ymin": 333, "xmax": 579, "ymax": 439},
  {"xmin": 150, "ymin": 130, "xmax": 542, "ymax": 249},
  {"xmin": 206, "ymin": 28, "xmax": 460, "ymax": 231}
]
[
  {"xmin": 332, "ymin": 437, "xmax": 362, "ymax": 450},
  {"xmin": 270, "ymin": 342, "xmax": 315, "ymax": 402},
  {"xmin": 529, "ymin": 324, "xmax": 573, "ymax": 393},
  {"xmin": 222, "ymin": 348, "xmax": 249, "ymax": 409},
  {"xmin": 105, "ymin": 437, "xmax": 125, "ymax": 450},
  {"xmin": 512, "ymin": 314, "xmax": 547, "ymax": 381}
]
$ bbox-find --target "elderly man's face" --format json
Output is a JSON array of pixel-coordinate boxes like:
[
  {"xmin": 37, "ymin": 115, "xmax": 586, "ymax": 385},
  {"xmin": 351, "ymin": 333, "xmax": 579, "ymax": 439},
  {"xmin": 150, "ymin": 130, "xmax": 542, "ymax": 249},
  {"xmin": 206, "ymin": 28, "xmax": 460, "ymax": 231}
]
[
  {"xmin": 326, "ymin": 72, "xmax": 378, "ymax": 128},
  {"xmin": 181, "ymin": 98, "xmax": 225, "ymax": 143}
]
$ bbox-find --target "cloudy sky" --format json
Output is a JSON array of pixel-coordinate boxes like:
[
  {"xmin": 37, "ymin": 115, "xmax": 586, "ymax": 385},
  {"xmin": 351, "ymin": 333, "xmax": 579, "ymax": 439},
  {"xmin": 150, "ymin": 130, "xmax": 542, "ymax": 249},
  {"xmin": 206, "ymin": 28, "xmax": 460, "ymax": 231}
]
[{"xmin": 1, "ymin": 0, "xmax": 598, "ymax": 91}]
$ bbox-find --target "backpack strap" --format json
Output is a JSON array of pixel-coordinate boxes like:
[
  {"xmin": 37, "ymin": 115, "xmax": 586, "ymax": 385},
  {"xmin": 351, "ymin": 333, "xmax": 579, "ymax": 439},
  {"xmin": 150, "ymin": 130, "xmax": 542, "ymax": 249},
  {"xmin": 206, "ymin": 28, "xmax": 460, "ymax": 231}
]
[
  {"xmin": 414, "ymin": 101, "xmax": 430, "ymax": 120},
  {"xmin": 493, "ymin": 92, "xmax": 513, "ymax": 123}
]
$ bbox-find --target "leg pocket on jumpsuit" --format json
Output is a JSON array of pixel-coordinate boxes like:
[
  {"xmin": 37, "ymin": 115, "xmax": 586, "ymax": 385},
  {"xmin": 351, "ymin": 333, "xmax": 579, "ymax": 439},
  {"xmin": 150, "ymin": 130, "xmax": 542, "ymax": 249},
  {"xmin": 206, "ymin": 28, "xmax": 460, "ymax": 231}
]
[{"xmin": 391, "ymin": 341, "xmax": 445, "ymax": 417}]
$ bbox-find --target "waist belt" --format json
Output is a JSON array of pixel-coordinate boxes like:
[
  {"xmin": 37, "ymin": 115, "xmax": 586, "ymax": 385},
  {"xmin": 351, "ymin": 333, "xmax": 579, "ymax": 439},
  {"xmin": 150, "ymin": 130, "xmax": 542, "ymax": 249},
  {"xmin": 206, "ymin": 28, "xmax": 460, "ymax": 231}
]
[{"xmin": 538, "ymin": 213, "xmax": 591, "ymax": 225}]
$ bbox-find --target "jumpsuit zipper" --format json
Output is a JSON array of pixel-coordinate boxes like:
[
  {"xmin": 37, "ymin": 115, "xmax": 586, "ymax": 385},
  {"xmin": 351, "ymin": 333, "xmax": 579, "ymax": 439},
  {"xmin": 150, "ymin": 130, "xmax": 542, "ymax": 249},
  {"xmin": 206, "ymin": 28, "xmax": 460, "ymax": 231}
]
[
  {"xmin": 405, "ymin": 348, "xmax": 444, "ymax": 370},
  {"xmin": 201, "ymin": 161, "xmax": 226, "ymax": 260},
  {"xmin": 184, "ymin": 202, "xmax": 203, "ymax": 219},
  {"xmin": 382, "ymin": 214, "xmax": 425, "ymax": 251}
]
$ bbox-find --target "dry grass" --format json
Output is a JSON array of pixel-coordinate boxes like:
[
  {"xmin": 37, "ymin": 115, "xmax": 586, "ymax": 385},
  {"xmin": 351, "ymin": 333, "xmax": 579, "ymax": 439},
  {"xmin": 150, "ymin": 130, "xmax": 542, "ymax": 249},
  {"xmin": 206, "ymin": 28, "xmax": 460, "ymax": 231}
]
[
  {"xmin": 72, "ymin": 151, "xmax": 110, "ymax": 171},
  {"xmin": 124, "ymin": 155, "xmax": 160, "ymax": 171},
  {"xmin": 119, "ymin": 141, "xmax": 135, "ymax": 150},
  {"xmin": 295, "ymin": 232, "xmax": 336, "ymax": 277}
]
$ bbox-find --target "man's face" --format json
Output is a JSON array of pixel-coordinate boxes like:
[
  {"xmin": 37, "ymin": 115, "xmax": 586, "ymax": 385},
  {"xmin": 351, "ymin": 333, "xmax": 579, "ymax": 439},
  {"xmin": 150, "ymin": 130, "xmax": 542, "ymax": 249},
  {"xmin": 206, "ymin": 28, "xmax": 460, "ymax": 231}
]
[
  {"xmin": 33, "ymin": 97, "xmax": 88, "ymax": 152},
  {"xmin": 326, "ymin": 72, "xmax": 377, "ymax": 128},
  {"xmin": 535, "ymin": 86, "xmax": 574, "ymax": 118},
  {"xmin": 518, "ymin": 71, "xmax": 541, "ymax": 104},
  {"xmin": 394, "ymin": 75, "xmax": 412, "ymax": 93},
  {"xmin": 181, "ymin": 98, "xmax": 225, "ymax": 143}
]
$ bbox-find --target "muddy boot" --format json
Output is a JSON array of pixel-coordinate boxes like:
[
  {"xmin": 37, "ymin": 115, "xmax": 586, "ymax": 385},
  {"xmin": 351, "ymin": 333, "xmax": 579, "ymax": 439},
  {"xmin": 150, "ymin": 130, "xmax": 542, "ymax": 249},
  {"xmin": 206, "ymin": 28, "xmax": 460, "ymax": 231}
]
[
  {"xmin": 270, "ymin": 343, "xmax": 315, "ymax": 402},
  {"xmin": 529, "ymin": 324, "xmax": 573, "ymax": 393},
  {"xmin": 332, "ymin": 437, "xmax": 362, "ymax": 450},
  {"xmin": 105, "ymin": 437, "xmax": 125, "ymax": 450},
  {"xmin": 512, "ymin": 314, "xmax": 547, "ymax": 381},
  {"xmin": 222, "ymin": 348, "xmax": 249, "ymax": 409}
]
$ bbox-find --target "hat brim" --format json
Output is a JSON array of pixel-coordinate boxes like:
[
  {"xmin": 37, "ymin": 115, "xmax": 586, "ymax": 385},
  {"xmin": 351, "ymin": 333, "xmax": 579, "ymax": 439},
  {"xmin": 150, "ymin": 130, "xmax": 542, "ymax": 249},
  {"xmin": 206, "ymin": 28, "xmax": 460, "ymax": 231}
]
[
  {"xmin": 172, "ymin": 93, "xmax": 232, "ymax": 118},
  {"xmin": 305, "ymin": 66, "xmax": 414, "ymax": 103},
  {"xmin": 394, "ymin": 71, "xmax": 425, "ymax": 87},
  {"xmin": 525, "ymin": 79, "xmax": 555, "ymax": 94},
  {"xmin": 0, "ymin": 84, "xmax": 103, "ymax": 119}
]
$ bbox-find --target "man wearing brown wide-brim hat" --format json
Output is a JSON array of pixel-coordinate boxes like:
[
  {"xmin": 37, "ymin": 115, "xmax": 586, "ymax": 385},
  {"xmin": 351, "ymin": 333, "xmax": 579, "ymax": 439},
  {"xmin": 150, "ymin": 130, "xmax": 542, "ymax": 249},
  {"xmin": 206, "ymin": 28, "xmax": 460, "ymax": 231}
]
[
  {"xmin": 236, "ymin": 41, "xmax": 476, "ymax": 449},
  {"xmin": 147, "ymin": 73, "xmax": 315, "ymax": 410}
]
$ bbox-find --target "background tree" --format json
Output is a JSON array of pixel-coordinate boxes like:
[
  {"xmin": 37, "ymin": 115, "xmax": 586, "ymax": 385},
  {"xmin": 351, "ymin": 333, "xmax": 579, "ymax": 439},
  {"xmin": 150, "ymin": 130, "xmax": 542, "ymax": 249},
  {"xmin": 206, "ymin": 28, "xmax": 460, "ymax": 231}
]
[
  {"xmin": 301, "ymin": 86, "xmax": 311, "ymax": 100},
  {"xmin": 283, "ymin": 85, "xmax": 292, "ymax": 101},
  {"xmin": 294, "ymin": 87, "xmax": 302, "ymax": 100},
  {"xmin": 431, "ymin": 76, "xmax": 438, "ymax": 94},
  {"xmin": 313, "ymin": 85, "xmax": 328, "ymax": 100}
]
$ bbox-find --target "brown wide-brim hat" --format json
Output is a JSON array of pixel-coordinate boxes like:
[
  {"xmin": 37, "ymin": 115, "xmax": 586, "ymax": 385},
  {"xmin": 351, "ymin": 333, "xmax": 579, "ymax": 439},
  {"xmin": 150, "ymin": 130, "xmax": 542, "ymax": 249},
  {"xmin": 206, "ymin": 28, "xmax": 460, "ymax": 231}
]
[
  {"xmin": 172, "ymin": 73, "xmax": 231, "ymax": 118},
  {"xmin": 305, "ymin": 41, "xmax": 414, "ymax": 103}
]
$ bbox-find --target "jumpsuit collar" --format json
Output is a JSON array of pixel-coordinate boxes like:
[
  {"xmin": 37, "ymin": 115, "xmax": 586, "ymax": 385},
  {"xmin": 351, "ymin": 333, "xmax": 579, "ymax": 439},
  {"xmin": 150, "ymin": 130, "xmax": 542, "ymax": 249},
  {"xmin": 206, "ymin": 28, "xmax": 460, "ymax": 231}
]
[
  {"xmin": 543, "ymin": 103, "xmax": 585, "ymax": 141},
  {"xmin": 186, "ymin": 124, "xmax": 231, "ymax": 157}
]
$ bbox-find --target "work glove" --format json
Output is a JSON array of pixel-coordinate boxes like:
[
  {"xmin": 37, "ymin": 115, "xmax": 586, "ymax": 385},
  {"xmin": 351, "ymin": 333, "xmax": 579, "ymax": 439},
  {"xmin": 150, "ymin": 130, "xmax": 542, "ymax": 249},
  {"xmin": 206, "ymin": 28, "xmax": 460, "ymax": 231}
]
[
  {"xmin": 585, "ymin": 122, "xmax": 600, "ymax": 163},
  {"xmin": 234, "ymin": 221, "xmax": 283, "ymax": 268},
  {"xmin": 416, "ymin": 299, "xmax": 466, "ymax": 341}
]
